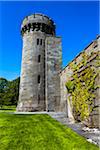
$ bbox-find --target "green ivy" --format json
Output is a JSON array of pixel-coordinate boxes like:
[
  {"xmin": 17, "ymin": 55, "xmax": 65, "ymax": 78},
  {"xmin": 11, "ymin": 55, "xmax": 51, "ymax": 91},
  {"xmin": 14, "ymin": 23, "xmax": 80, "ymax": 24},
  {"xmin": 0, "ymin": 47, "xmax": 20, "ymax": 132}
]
[
  {"xmin": 65, "ymin": 80, "xmax": 75, "ymax": 93},
  {"xmin": 66, "ymin": 51, "xmax": 99, "ymax": 121}
]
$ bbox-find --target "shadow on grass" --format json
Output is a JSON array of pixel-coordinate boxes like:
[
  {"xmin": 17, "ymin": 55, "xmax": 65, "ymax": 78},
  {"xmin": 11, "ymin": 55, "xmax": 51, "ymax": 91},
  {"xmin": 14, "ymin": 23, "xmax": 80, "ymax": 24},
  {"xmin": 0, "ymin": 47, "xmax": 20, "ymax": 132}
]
[
  {"xmin": 0, "ymin": 108, "xmax": 14, "ymax": 110},
  {"xmin": 0, "ymin": 106, "xmax": 16, "ymax": 112}
]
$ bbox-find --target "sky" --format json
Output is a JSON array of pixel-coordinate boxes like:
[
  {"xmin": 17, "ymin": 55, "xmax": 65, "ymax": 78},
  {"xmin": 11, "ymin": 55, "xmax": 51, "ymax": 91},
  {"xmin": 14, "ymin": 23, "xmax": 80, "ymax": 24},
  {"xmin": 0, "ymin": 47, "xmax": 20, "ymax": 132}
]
[{"xmin": 0, "ymin": 1, "xmax": 99, "ymax": 80}]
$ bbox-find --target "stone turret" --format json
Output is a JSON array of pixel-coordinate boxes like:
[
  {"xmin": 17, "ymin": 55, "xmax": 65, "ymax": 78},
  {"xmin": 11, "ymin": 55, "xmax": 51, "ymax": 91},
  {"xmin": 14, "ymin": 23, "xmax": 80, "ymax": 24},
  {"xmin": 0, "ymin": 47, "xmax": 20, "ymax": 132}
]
[
  {"xmin": 21, "ymin": 13, "xmax": 55, "ymax": 36},
  {"xmin": 17, "ymin": 13, "xmax": 62, "ymax": 112}
]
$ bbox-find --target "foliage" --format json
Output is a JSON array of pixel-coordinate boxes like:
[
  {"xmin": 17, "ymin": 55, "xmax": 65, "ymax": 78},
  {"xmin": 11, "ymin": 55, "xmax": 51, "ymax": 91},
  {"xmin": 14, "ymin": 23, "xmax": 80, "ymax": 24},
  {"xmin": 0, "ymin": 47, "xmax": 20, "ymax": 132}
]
[
  {"xmin": 0, "ymin": 77, "xmax": 20, "ymax": 107},
  {"xmin": 66, "ymin": 51, "xmax": 99, "ymax": 121},
  {"xmin": 0, "ymin": 113, "xmax": 98, "ymax": 150},
  {"xmin": 65, "ymin": 80, "xmax": 75, "ymax": 93},
  {"xmin": 0, "ymin": 78, "xmax": 8, "ymax": 92}
]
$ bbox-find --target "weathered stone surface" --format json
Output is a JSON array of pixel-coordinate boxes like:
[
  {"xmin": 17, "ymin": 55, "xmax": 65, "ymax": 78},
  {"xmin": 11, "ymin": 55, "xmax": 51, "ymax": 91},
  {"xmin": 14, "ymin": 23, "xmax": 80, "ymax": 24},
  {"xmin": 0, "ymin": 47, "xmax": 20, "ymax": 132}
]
[
  {"xmin": 45, "ymin": 37, "xmax": 62, "ymax": 111},
  {"xmin": 17, "ymin": 32, "xmax": 46, "ymax": 111},
  {"xmin": 60, "ymin": 36, "xmax": 100, "ymax": 127},
  {"xmin": 17, "ymin": 13, "xmax": 62, "ymax": 112}
]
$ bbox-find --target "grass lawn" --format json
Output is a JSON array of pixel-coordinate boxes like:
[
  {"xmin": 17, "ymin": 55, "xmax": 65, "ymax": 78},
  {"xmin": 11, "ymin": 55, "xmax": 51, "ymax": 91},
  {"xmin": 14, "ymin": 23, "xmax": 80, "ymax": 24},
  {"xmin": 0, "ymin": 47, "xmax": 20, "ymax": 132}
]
[{"xmin": 0, "ymin": 112, "xmax": 99, "ymax": 150}]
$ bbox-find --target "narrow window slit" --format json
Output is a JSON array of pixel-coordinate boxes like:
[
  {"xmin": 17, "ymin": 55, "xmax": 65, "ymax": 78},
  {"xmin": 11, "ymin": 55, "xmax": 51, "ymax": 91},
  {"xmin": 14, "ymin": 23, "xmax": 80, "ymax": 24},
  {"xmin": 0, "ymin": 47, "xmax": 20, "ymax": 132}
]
[
  {"xmin": 38, "ymin": 95, "xmax": 40, "ymax": 104},
  {"xmin": 37, "ymin": 39, "xmax": 39, "ymax": 45},
  {"xmin": 38, "ymin": 75, "xmax": 40, "ymax": 83},
  {"xmin": 40, "ymin": 39, "xmax": 42, "ymax": 45},
  {"xmin": 38, "ymin": 55, "xmax": 41, "ymax": 62}
]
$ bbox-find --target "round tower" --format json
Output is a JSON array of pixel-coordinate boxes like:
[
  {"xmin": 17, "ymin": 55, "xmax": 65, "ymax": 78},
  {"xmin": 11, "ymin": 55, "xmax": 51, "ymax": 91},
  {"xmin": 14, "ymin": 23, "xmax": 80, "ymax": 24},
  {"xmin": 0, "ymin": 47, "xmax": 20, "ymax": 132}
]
[{"xmin": 17, "ymin": 13, "xmax": 56, "ymax": 111}]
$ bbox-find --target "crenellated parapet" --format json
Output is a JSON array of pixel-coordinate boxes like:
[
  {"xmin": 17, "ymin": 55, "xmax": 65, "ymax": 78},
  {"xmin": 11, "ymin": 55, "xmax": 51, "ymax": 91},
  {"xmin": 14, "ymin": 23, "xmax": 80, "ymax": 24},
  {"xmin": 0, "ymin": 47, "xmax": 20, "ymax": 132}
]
[{"xmin": 21, "ymin": 13, "xmax": 55, "ymax": 36}]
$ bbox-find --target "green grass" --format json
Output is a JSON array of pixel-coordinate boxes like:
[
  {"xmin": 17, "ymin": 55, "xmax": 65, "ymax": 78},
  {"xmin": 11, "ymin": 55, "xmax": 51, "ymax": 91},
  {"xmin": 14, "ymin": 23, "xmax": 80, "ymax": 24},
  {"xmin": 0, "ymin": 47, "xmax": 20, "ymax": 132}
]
[{"xmin": 0, "ymin": 112, "xmax": 99, "ymax": 150}]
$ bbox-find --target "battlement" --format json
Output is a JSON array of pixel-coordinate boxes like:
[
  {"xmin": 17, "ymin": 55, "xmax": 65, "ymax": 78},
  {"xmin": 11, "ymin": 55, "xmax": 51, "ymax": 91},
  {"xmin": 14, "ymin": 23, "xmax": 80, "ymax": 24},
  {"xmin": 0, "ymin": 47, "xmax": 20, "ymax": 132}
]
[{"xmin": 21, "ymin": 13, "xmax": 55, "ymax": 36}]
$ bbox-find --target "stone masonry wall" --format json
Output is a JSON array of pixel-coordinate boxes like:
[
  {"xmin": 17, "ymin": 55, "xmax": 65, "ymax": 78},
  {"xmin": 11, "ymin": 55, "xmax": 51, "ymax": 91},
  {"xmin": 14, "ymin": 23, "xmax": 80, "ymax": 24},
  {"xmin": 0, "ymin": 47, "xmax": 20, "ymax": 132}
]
[
  {"xmin": 17, "ymin": 13, "xmax": 56, "ymax": 112},
  {"xmin": 45, "ymin": 37, "xmax": 62, "ymax": 112},
  {"xmin": 17, "ymin": 32, "xmax": 46, "ymax": 111},
  {"xmin": 60, "ymin": 36, "xmax": 100, "ymax": 127},
  {"xmin": 17, "ymin": 13, "xmax": 62, "ymax": 112}
]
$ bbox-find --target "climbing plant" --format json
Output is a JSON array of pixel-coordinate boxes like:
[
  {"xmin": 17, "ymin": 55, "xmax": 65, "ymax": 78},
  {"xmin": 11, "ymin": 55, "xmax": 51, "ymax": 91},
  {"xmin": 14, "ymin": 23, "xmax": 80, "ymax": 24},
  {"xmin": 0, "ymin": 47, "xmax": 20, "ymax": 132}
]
[{"xmin": 66, "ymin": 51, "xmax": 99, "ymax": 121}]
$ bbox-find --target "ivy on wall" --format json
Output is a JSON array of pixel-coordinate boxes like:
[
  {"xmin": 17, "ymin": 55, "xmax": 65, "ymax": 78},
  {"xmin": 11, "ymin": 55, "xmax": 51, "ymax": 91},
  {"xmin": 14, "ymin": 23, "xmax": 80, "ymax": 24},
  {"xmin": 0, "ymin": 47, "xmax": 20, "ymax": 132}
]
[{"xmin": 66, "ymin": 51, "xmax": 99, "ymax": 121}]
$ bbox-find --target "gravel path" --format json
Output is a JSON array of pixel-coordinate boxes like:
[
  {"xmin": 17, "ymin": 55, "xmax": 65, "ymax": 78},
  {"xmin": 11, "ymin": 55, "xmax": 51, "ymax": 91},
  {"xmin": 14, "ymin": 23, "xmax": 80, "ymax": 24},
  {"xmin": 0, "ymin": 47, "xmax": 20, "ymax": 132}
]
[{"xmin": 48, "ymin": 112, "xmax": 100, "ymax": 146}]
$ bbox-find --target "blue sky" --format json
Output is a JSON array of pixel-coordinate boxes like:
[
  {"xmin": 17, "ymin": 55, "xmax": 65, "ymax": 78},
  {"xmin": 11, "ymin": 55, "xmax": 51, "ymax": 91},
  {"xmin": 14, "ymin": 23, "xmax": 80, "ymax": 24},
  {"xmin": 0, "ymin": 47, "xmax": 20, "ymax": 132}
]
[{"xmin": 0, "ymin": 1, "xmax": 99, "ymax": 80}]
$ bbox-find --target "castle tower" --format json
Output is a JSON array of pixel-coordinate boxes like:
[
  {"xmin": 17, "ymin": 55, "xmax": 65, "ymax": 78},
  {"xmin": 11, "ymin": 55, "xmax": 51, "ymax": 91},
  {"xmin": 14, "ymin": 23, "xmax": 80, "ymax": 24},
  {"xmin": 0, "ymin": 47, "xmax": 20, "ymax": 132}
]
[{"xmin": 17, "ymin": 13, "xmax": 62, "ymax": 112}]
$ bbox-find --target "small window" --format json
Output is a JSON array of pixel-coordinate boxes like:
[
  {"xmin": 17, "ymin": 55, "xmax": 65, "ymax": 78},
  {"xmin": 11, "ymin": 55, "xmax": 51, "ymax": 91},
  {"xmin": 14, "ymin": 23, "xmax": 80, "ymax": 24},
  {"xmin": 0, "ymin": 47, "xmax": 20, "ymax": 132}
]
[
  {"xmin": 38, "ymin": 55, "xmax": 41, "ymax": 62},
  {"xmin": 40, "ymin": 39, "xmax": 42, "ymax": 45},
  {"xmin": 38, "ymin": 95, "xmax": 40, "ymax": 104},
  {"xmin": 38, "ymin": 75, "xmax": 40, "ymax": 83},
  {"xmin": 37, "ymin": 39, "xmax": 39, "ymax": 45}
]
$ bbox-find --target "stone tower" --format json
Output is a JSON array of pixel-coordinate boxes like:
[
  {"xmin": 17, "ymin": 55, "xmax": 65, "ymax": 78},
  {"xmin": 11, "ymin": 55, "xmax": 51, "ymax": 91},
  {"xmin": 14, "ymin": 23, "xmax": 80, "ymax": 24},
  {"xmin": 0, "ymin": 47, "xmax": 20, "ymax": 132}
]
[{"xmin": 17, "ymin": 13, "xmax": 62, "ymax": 112}]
